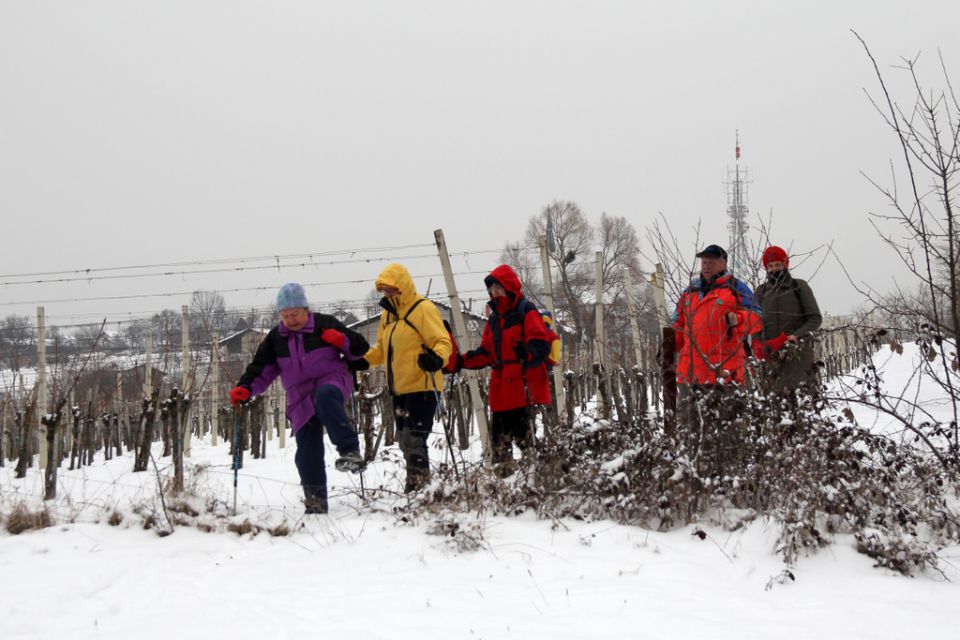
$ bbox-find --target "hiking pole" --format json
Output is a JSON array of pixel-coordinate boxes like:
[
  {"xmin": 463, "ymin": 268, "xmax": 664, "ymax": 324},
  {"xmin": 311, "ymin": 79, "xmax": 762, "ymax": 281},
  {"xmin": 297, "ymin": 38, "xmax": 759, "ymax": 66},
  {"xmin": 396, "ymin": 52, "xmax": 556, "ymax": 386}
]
[
  {"xmin": 231, "ymin": 404, "xmax": 242, "ymax": 516},
  {"xmin": 350, "ymin": 388, "xmax": 367, "ymax": 502},
  {"xmin": 358, "ymin": 463, "xmax": 366, "ymax": 501},
  {"xmin": 430, "ymin": 371, "xmax": 461, "ymax": 482}
]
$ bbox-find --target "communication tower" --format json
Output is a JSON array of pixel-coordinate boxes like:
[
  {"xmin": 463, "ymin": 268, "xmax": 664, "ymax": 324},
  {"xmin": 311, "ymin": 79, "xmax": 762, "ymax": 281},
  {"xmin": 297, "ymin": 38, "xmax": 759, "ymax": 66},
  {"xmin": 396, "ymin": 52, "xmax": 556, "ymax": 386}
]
[{"xmin": 725, "ymin": 131, "xmax": 751, "ymax": 277}]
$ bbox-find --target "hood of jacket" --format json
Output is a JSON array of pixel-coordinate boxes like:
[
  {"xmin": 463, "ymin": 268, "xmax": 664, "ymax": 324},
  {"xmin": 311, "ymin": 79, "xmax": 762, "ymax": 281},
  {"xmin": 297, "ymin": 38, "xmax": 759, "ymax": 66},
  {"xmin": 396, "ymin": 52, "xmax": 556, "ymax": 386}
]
[
  {"xmin": 375, "ymin": 263, "xmax": 419, "ymax": 316},
  {"xmin": 484, "ymin": 264, "xmax": 523, "ymax": 313}
]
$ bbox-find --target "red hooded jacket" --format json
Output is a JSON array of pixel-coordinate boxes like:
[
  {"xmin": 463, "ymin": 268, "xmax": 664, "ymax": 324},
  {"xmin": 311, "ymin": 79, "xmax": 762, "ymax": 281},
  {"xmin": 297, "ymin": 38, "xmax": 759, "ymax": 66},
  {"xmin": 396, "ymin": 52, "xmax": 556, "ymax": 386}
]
[
  {"xmin": 672, "ymin": 272, "xmax": 762, "ymax": 385},
  {"xmin": 462, "ymin": 265, "xmax": 551, "ymax": 412}
]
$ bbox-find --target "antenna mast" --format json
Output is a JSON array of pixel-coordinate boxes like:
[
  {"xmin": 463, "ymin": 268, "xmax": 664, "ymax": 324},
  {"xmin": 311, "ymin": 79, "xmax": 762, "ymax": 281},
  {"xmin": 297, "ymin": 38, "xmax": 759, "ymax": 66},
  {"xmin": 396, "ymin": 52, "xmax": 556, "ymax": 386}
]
[{"xmin": 725, "ymin": 131, "xmax": 751, "ymax": 276}]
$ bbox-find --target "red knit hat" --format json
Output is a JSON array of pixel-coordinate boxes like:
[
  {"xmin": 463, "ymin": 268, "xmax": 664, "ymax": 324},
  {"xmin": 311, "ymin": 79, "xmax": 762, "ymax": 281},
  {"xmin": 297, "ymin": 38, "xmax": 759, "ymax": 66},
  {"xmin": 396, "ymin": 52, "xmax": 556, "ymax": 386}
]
[{"xmin": 762, "ymin": 245, "xmax": 789, "ymax": 268}]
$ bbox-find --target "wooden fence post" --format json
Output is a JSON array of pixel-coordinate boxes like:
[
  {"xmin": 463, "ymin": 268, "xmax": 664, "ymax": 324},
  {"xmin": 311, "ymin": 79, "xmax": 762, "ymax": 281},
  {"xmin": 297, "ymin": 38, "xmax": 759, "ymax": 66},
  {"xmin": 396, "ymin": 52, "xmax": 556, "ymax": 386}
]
[
  {"xmin": 539, "ymin": 235, "xmax": 566, "ymax": 426},
  {"xmin": 181, "ymin": 305, "xmax": 191, "ymax": 457},
  {"xmin": 435, "ymin": 228, "xmax": 492, "ymax": 468},
  {"xmin": 211, "ymin": 334, "xmax": 220, "ymax": 446},
  {"xmin": 37, "ymin": 306, "xmax": 48, "ymax": 470},
  {"xmin": 594, "ymin": 252, "xmax": 611, "ymax": 419}
]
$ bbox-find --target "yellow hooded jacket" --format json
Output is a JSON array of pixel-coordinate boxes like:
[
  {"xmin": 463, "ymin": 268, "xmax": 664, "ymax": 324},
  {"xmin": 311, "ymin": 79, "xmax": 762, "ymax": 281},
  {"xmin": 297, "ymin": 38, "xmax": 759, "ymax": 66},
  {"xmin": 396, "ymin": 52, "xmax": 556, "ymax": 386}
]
[{"xmin": 364, "ymin": 263, "xmax": 452, "ymax": 395}]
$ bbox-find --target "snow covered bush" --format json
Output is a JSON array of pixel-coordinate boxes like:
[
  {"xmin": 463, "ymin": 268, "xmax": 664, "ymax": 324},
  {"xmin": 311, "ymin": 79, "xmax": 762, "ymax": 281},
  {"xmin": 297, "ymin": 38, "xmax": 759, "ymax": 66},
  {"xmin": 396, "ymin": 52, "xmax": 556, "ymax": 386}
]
[{"xmin": 409, "ymin": 386, "xmax": 959, "ymax": 576}]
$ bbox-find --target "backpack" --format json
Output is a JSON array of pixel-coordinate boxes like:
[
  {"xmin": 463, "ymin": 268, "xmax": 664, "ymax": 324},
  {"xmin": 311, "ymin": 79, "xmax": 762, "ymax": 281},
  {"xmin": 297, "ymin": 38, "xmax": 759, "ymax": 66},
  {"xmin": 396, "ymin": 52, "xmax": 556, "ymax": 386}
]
[
  {"xmin": 541, "ymin": 311, "xmax": 561, "ymax": 367},
  {"xmin": 490, "ymin": 298, "xmax": 555, "ymax": 368},
  {"xmin": 402, "ymin": 298, "xmax": 461, "ymax": 374}
]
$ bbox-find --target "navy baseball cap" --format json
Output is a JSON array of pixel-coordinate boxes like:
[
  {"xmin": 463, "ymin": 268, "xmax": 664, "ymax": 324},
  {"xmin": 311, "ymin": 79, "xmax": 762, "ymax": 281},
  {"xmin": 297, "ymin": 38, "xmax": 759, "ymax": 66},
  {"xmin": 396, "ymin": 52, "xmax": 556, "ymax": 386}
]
[{"xmin": 696, "ymin": 244, "xmax": 728, "ymax": 260}]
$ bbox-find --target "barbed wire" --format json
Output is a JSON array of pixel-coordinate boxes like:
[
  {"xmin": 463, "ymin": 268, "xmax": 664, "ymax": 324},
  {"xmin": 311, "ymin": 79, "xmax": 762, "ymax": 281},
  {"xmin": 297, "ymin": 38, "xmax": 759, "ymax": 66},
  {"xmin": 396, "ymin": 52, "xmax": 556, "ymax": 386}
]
[
  {"xmin": 0, "ymin": 243, "xmax": 437, "ymax": 280},
  {"xmin": 0, "ymin": 237, "xmax": 606, "ymax": 330}
]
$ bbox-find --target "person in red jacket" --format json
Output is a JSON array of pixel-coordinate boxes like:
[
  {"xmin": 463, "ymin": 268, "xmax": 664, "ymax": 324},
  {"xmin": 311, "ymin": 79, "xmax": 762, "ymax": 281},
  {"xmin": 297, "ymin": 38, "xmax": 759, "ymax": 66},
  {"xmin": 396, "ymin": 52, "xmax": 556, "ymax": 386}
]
[
  {"xmin": 672, "ymin": 245, "xmax": 762, "ymax": 386},
  {"xmin": 671, "ymin": 245, "xmax": 762, "ymax": 476},
  {"xmin": 460, "ymin": 265, "xmax": 551, "ymax": 471}
]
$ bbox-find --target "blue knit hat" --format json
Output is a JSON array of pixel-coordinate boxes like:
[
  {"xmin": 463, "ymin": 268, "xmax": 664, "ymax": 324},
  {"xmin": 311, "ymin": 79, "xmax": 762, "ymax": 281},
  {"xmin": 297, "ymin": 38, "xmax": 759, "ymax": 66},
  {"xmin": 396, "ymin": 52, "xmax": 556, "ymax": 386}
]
[{"xmin": 276, "ymin": 283, "xmax": 308, "ymax": 311}]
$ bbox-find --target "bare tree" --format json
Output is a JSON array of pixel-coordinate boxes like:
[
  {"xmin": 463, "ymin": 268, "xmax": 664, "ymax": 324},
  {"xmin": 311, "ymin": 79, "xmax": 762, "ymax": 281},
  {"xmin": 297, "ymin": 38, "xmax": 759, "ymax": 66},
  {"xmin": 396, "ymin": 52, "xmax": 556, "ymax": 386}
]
[
  {"xmin": 643, "ymin": 214, "xmax": 703, "ymax": 307},
  {"xmin": 330, "ymin": 299, "xmax": 360, "ymax": 326},
  {"xmin": 498, "ymin": 241, "xmax": 542, "ymax": 302},
  {"xmin": 0, "ymin": 314, "xmax": 35, "ymax": 371},
  {"xmin": 150, "ymin": 309, "xmax": 181, "ymax": 349},
  {"xmin": 522, "ymin": 200, "xmax": 595, "ymax": 339},
  {"xmin": 854, "ymin": 31, "xmax": 959, "ymax": 457},
  {"xmin": 190, "ymin": 290, "xmax": 227, "ymax": 343},
  {"xmin": 122, "ymin": 318, "xmax": 152, "ymax": 352},
  {"xmin": 597, "ymin": 213, "xmax": 643, "ymax": 300}
]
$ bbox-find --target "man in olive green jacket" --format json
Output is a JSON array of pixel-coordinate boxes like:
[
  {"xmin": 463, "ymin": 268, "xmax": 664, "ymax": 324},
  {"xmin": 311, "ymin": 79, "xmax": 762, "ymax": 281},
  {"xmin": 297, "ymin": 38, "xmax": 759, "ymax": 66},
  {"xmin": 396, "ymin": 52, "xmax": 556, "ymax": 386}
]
[{"xmin": 755, "ymin": 246, "xmax": 822, "ymax": 398}]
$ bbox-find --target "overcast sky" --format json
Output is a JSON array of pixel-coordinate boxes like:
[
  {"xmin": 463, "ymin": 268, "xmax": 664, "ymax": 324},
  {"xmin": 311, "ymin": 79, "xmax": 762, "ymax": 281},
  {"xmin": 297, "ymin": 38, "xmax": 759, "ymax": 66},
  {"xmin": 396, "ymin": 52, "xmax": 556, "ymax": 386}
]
[{"xmin": 1, "ymin": 1, "xmax": 958, "ymax": 331}]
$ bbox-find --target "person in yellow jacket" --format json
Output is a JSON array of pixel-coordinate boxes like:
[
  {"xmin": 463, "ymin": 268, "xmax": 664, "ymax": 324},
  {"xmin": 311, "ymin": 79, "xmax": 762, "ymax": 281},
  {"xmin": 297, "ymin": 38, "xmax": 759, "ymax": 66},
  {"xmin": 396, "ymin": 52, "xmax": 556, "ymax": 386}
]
[{"xmin": 362, "ymin": 263, "xmax": 452, "ymax": 492}]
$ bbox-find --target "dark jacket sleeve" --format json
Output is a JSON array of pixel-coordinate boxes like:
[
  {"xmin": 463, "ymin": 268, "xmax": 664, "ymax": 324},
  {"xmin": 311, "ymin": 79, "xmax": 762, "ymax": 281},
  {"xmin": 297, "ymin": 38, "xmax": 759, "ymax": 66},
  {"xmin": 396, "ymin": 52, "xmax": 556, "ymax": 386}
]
[
  {"xmin": 238, "ymin": 330, "xmax": 281, "ymax": 393},
  {"xmin": 794, "ymin": 280, "xmax": 822, "ymax": 337},
  {"xmin": 462, "ymin": 321, "xmax": 495, "ymax": 369},
  {"xmin": 331, "ymin": 317, "xmax": 369, "ymax": 359},
  {"xmin": 521, "ymin": 305, "xmax": 550, "ymax": 368}
]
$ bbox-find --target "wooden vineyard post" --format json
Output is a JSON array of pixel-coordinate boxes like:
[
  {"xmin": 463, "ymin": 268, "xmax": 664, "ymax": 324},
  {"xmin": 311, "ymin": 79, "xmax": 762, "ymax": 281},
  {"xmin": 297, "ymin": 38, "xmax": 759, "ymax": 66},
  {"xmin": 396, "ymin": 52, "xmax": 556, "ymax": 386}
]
[{"xmin": 434, "ymin": 228, "xmax": 492, "ymax": 469}]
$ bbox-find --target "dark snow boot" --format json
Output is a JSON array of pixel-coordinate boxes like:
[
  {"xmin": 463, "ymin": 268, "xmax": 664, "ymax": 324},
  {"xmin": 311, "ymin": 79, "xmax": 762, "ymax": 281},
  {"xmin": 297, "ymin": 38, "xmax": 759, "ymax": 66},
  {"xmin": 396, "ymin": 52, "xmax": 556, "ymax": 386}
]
[
  {"xmin": 335, "ymin": 451, "xmax": 366, "ymax": 473},
  {"xmin": 404, "ymin": 468, "xmax": 430, "ymax": 493},
  {"xmin": 303, "ymin": 495, "xmax": 329, "ymax": 515},
  {"xmin": 404, "ymin": 450, "xmax": 431, "ymax": 493}
]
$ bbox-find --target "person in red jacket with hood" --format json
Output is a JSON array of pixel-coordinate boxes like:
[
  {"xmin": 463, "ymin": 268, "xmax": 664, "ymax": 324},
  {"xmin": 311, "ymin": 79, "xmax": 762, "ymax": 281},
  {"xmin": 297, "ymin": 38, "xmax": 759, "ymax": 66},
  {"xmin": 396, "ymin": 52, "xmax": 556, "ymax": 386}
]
[
  {"xmin": 671, "ymin": 245, "xmax": 762, "ymax": 477},
  {"xmin": 672, "ymin": 245, "xmax": 762, "ymax": 386},
  {"xmin": 461, "ymin": 264, "xmax": 551, "ymax": 470}
]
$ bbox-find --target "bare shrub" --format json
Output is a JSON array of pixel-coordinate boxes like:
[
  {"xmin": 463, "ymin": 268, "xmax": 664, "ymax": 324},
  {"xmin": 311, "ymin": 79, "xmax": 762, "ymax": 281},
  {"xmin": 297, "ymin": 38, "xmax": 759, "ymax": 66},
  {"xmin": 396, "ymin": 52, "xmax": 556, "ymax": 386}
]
[
  {"xmin": 5, "ymin": 502, "xmax": 52, "ymax": 535},
  {"xmin": 406, "ymin": 394, "xmax": 958, "ymax": 575},
  {"xmin": 227, "ymin": 519, "xmax": 256, "ymax": 536},
  {"xmin": 425, "ymin": 515, "xmax": 486, "ymax": 553}
]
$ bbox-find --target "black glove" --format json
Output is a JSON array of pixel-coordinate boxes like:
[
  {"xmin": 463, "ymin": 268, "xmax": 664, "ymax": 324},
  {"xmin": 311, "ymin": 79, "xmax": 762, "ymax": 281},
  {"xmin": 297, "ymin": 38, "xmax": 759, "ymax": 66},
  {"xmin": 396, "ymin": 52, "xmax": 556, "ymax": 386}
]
[
  {"xmin": 417, "ymin": 349, "xmax": 444, "ymax": 372},
  {"xmin": 514, "ymin": 341, "xmax": 528, "ymax": 362},
  {"xmin": 348, "ymin": 357, "xmax": 370, "ymax": 373}
]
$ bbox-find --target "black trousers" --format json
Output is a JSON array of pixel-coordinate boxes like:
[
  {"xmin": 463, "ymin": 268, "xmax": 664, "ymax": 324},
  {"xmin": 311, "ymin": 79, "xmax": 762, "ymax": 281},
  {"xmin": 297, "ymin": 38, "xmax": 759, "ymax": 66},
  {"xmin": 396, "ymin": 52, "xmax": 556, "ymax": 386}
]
[
  {"xmin": 491, "ymin": 407, "xmax": 531, "ymax": 464},
  {"xmin": 392, "ymin": 391, "xmax": 437, "ymax": 473}
]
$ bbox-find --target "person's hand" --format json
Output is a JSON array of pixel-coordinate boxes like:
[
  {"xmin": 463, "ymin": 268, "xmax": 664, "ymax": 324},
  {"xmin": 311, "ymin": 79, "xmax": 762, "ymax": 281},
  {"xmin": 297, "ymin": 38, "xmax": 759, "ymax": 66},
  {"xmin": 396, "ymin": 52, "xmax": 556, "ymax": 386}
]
[
  {"xmin": 417, "ymin": 349, "xmax": 444, "ymax": 372},
  {"xmin": 764, "ymin": 332, "xmax": 790, "ymax": 354},
  {"xmin": 726, "ymin": 312, "xmax": 740, "ymax": 327},
  {"xmin": 514, "ymin": 341, "xmax": 528, "ymax": 361},
  {"xmin": 322, "ymin": 328, "xmax": 346, "ymax": 349},
  {"xmin": 229, "ymin": 386, "xmax": 251, "ymax": 405}
]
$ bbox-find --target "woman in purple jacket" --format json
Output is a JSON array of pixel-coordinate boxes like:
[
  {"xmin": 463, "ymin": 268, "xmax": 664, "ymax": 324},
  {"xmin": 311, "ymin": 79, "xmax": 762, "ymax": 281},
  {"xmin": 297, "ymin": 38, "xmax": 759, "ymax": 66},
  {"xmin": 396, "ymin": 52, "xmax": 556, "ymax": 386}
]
[{"xmin": 230, "ymin": 283, "xmax": 369, "ymax": 515}]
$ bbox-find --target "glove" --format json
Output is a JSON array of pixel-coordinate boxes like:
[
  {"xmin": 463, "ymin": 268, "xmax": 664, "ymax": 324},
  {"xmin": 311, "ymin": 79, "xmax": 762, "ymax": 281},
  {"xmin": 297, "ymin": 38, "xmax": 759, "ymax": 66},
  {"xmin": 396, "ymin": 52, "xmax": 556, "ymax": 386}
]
[
  {"xmin": 514, "ymin": 341, "xmax": 528, "ymax": 361},
  {"xmin": 417, "ymin": 349, "xmax": 445, "ymax": 372},
  {"xmin": 451, "ymin": 352, "xmax": 464, "ymax": 373},
  {"xmin": 229, "ymin": 386, "xmax": 251, "ymax": 405},
  {"xmin": 764, "ymin": 332, "xmax": 790, "ymax": 354},
  {"xmin": 322, "ymin": 328, "xmax": 346, "ymax": 350}
]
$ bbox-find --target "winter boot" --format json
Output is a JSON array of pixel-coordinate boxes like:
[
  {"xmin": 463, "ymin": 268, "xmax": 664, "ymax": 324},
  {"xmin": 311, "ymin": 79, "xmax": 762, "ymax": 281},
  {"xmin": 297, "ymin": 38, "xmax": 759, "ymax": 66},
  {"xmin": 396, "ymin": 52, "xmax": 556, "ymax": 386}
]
[
  {"xmin": 403, "ymin": 447, "xmax": 431, "ymax": 493},
  {"xmin": 404, "ymin": 467, "xmax": 430, "ymax": 493},
  {"xmin": 335, "ymin": 451, "xmax": 366, "ymax": 473},
  {"xmin": 303, "ymin": 495, "xmax": 329, "ymax": 515}
]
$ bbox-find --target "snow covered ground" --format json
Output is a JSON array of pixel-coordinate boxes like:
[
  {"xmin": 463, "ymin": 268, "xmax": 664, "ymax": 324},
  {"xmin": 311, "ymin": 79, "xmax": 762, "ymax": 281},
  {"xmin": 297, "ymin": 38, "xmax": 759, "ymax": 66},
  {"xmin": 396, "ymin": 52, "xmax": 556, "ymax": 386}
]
[{"xmin": 2, "ymin": 343, "xmax": 959, "ymax": 640}]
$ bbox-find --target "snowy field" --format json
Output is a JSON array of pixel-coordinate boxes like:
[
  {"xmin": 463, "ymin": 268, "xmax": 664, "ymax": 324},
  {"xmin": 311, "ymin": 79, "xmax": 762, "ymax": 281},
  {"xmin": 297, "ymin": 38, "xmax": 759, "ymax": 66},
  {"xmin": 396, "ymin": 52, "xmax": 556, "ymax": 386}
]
[{"xmin": 2, "ymin": 343, "xmax": 959, "ymax": 640}]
